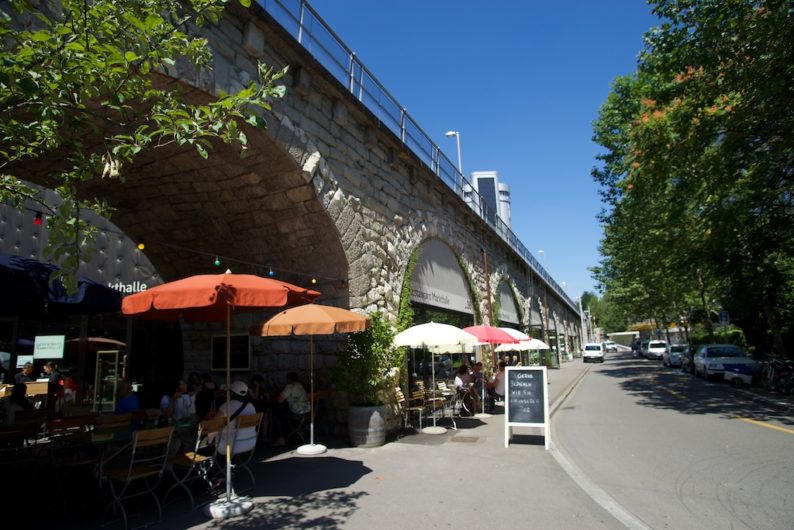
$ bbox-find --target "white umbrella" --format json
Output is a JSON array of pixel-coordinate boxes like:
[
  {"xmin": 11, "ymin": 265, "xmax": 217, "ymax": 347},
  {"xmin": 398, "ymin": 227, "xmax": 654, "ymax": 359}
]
[{"xmin": 394, "ymin": 322, "xmax": 478, "ymax": 434}]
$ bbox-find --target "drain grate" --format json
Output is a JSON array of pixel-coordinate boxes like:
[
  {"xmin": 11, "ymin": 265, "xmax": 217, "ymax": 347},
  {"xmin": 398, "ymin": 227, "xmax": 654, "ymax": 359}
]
[{"xmin": 450, "ymin": 436, "xmax": 478, "ymax": 443}]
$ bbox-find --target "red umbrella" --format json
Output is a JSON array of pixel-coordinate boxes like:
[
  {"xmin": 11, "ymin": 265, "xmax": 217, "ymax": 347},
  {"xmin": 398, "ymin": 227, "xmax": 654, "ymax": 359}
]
[
  {"xmin": 122, "ymin": 271, "xmax": 320, "ymax": 511},
  {"xmin": 463, "ymin": 325, "xmax": 520, "ymax": 345},
  {"xmin": 463, "ymin": 325, "xmax": 519, "ymax": 416}
]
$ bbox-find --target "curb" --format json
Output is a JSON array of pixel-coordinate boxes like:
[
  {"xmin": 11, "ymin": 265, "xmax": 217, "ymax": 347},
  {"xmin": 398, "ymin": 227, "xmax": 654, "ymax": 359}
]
[{"xmin": 550, "ymin": 363, "xmax": 592, "ymax": 417}]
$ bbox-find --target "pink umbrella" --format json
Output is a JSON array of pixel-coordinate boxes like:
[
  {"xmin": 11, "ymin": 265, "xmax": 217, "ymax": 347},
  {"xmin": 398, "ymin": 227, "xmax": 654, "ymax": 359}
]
[{"xmin": 463, "ymin": 325, "xmax": 520, "ymax": 345}]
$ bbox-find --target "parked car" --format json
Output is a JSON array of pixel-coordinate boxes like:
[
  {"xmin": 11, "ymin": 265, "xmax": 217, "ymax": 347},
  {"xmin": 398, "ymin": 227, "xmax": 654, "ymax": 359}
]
[
  {"xmin": 582, "ymin": 342, "xmax": 605, "ymax": 363},
  {"xmin": 681, "ymin": 347, "xmax": 697, "ymax": 373},
  {"xmin": 693, "ymin": 344, "xmax": 756, "ymax": 380},
  {"xmin": 604, "ymin": 340, "xmax": 618, "ymax": 353},
  {"xmin": 646, "ymin": 340, "xmax": 668, "ymax": 360},
  {"xmin": 664, "ymin": 344, "xmax": 689, "ymax": 367}
]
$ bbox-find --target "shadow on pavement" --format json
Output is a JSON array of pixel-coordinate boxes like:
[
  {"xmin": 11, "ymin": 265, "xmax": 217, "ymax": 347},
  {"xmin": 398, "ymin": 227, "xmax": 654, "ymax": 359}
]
[{"xmin": 595, "ymin": 354, "xmax": 794, "ymax": 426}]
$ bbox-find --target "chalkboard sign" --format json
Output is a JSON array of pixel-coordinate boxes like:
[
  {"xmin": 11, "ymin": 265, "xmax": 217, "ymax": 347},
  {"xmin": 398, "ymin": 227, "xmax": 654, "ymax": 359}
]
[
  {"xmin": 504, "ymin": 366, "xmax": 549, "ymax": 449},
  {"xmin": 211, "ymin": 334, "xmax": 250, "ymax": 371}
]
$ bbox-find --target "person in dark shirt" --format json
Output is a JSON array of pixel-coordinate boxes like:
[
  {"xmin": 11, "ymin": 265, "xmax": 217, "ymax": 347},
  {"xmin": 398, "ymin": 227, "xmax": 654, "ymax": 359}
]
[{"xmin": 14, "ymin": 362, "xmax": 33, "ymax": 384}]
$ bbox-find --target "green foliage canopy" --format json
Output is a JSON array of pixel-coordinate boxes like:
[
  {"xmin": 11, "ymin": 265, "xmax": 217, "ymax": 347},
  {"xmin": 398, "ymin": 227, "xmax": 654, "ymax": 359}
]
[
  {"xmin": 0, "ymin": 0, "xmax": 286, "ymax": 291},
  {"xmin": 592, "ymin": 0, "xmax": 793, "ymax": 353}
]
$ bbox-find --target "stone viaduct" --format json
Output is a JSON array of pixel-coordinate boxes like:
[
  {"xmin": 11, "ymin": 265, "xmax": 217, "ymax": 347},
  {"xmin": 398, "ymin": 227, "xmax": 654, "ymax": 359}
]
[{"xmin": 8, "ymin": 1, "xmax": 583, "ymax": 384}]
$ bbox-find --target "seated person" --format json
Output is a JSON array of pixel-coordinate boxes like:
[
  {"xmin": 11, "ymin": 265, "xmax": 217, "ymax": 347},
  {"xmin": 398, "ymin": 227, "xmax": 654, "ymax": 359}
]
[
  {"xmin": 115, "ymin": 380, "xmax": 140, "ymax": 415},
  {"xmin": 485, "ymin": 361, "xmax": 507, "ymax": 412},
  {"xmin": 4, "ymin": 383, "xmax": 31, "ymax": 424},
  {"xmin": 160, "ymin": 378, "xmax": 198, "ymax": 454},
  {"xmin": 212, "ymin": 381, "xmax": 258, "ymax": 457},
  {"xmin": 453, "ymin": 365, "xmax": 480, "ymax": 413},
  {"xmin": 195, "ymin": 372, "xmax": 219, "ymax": 420},
  {"xmin": 271, "ymin": 372, "xmax": 310, "ymax": 447}
]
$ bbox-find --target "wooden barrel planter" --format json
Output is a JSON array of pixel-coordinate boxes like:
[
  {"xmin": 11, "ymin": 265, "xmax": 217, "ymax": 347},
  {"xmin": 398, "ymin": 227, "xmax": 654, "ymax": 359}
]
[{"xmin": 347, "ymin": 404, "xmax": 386, "ymax": 447}]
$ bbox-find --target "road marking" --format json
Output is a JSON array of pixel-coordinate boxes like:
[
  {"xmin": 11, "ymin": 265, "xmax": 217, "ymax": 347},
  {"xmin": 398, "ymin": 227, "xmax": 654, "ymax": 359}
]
[
  {"xmin": 665, "ymin": 388, "xmax": 686, "ymax": 400},
  {"xmin": 737, "ymin": 417, "xmax": 794, "ymax": 435}
]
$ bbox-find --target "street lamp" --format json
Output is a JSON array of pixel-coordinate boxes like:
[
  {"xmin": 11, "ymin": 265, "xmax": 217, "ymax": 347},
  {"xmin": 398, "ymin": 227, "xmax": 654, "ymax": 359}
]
[{"xmin": 444, "ymin": 131, "xmax": 463, "ymax": 175}]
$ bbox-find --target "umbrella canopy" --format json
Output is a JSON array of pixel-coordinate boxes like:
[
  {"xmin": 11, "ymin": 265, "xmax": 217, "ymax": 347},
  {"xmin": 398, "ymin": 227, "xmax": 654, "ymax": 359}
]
[
  {"xmin": 462, "ymin": 325, "xmax": 520, "ymax": 345},
  {"xmin": 122, "ymin": 272, "xmax": 320, "ymax": 321},
  {"xmin": 527, "ymin": 337, "xmax": 551, "ymax": 349},
  {"xmin": 393, "ymin": 322, "xmax": 478, "ymax": 348},
  {"xmin": 495, "ymin": 328, "xmax": 531, "ymax": 352},
  {"xmin": 0, "ymin": 253, "xmax": 123, "ymax": 315},
  {"xmin": 253, "ymin": 304, "xmax": 370, "ymax": 453},
  {"xmin": 394, "ymin": 322, "xmax": 478, "ymax": 434},
  {"xmin": 498, "ymin": 327, "xmax": 530, "ymax": 342},
  {"xmin": 253, "ymin": 304, "xmax": 370, "ymax": 336},
  {"xmin": 122, "ymin": 271, "xmax": 320, "ymax": 503}
]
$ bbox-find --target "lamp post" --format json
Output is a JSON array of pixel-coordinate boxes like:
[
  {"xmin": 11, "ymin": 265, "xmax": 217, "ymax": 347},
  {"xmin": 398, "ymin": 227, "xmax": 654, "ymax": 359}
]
[
  {"xmin": 537, "ymin": 250, "xmax": 551, "ymax": 365},
  {"xmin": 445, "ymin": 130, "xmax": 463, "ymax": 193}
]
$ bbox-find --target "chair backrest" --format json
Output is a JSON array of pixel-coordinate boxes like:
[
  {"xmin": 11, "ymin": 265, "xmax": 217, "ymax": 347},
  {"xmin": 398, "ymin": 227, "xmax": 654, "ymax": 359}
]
[
  {"xmin": 235, "ymin": 411, "xmax": 263, "ymax": 431},
  {"xmin": 107, "ymin": 425, "xmax": 173, "ymax": 482},
  {"xmin": 95, "ymin": 412, "xmax": 132, "ymax": 430}
]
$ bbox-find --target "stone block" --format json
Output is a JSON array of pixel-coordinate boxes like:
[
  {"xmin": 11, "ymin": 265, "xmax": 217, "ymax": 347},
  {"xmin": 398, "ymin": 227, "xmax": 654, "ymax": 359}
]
[{"xmin": 242, "ymin": 21, "xmax": 265, "ymax": 58}]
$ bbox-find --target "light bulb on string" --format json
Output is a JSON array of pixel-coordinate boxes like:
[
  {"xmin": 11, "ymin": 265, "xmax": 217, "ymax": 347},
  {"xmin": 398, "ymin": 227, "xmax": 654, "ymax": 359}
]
[
  {"xmin": 33, "ymin": 212, "xmax": 43, "ymax": 226},
  {"xmin": 268, "ymin": 268, "xmax": 274, "ymax": 278},
  {"xmin": 311, "ymin": 277, "xmax": 317, "ymax": 285},
  {"xmin": 137, "ymin": 239, "xmax": 145, "ymax": 250},
  {"xmin": 214, "ymin": 256, "xmax": 221, "ymax": 267}
]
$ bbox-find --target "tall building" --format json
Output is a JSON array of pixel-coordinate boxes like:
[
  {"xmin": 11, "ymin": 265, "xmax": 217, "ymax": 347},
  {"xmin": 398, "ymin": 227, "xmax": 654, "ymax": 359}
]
[{"xmin": 464, "ymin": 171, "xmax": 512, "ymax": 229}]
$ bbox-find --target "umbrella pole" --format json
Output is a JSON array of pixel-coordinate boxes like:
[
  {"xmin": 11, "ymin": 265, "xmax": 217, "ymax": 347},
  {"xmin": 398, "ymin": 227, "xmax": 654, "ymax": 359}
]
[
  {"xmin": 297, "ymin": 335, "xmax": 326, "ymax": 455},
  {"xmin": 422, "ymin": 345, "xmax": 446, "ymax": 435},
  {"xmin": 225, "ymin": 305, "xmax": 232, "ymax": 502},
  {"xmin": 207, "ymin": 304, "xmax": 254, "ymax": 519}
]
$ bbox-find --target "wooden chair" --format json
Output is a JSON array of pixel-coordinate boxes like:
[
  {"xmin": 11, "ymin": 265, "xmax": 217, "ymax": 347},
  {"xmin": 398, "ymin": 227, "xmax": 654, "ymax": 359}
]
[
  {"xmin": 230, "ymin": 412, "xmax": 264, "ymax": 492},
  {"xmin": 102, "ymin": 426, "xmax": 174, "ymax": 530},
  {"xmin": 396, "ymin": 388, "xmax": 426, "ymax": 431},
  {"xmin": 46, "ymin": 416, "xmax": 100, "ymax": 513},
  {"xmin": 165, "ymin": 416, "xmax": 225, "ymax": 510}
]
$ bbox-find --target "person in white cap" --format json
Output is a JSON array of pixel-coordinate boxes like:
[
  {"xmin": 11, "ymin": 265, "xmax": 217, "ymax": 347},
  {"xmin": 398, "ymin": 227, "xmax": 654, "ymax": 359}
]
[{"xmin": 214, "ymin": 380, "xmax": 257, "ymax": 456}]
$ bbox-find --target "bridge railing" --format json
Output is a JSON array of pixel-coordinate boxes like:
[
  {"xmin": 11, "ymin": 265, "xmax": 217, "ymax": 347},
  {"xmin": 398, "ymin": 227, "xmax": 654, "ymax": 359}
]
[{"xmin": 259, "ymin": 0, "xmax": 577, "ymax": 312}]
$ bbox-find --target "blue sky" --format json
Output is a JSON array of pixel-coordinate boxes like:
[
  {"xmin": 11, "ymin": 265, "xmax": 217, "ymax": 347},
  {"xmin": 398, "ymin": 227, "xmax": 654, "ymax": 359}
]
[{"xmin": 307, "ymin": 0, "xmax": 660, "ymax": 298}]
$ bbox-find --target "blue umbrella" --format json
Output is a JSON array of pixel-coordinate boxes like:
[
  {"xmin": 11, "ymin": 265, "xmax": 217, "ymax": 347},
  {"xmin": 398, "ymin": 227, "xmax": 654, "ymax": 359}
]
[{"xmin": 0, "ymin": 253, "xmax": 122, "ymax": 315}]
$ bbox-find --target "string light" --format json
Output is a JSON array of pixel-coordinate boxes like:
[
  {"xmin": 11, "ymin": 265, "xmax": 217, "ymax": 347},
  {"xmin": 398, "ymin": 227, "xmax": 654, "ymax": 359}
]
[{"xmin": 21, "ymin": 211, "xmax": 344, "ymax": 284}]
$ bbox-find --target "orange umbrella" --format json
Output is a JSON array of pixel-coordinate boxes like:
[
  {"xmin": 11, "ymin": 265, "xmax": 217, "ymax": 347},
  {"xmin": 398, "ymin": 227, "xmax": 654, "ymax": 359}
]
[
  {"xmin": 122, "ymin": 271, "xmax": 320, "ymax": 510},
  {"xmin": 252, "ymin": 304, "xmax": 370, "ymax": 454}
]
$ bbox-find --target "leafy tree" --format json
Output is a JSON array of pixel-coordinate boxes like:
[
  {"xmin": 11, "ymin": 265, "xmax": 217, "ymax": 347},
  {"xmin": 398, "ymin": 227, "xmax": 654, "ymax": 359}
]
[
  {"xmin": 592, "ymin": 0, "xmax": 793, "ymax": 354},
  {"xmin": 0, "ymin": 0, "xmax": 286, "ymax": 291},
  {"xmin": 331, "ymin": 312, "xmax": 403, "ymax": 406}
]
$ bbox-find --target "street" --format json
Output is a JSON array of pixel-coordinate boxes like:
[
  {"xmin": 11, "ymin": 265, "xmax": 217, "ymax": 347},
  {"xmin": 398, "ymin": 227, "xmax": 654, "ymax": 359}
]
[{"xmin": 554, "ymin": 352, "xmax": 794, "ymax": 530}]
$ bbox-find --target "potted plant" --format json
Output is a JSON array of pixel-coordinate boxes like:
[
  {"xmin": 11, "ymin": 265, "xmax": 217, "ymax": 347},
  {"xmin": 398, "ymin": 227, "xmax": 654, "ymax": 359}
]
[{"xmin": 331, "ymin": 312, "xmax": 401, "ymax": 447}]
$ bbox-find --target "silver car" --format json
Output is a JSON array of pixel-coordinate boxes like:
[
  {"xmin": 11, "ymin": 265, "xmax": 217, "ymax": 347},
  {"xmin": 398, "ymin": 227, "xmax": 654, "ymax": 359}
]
[
  {"xmin": 693, "ymin": 344, "xmax": 755, "ymax": 380},
  {"xmin": 663, "ymin": 344, "xmax": 689, "ymax": 367}
]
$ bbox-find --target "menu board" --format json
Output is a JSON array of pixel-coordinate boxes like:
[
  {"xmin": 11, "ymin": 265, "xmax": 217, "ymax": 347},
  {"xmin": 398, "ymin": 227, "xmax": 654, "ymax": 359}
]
[{"xmin": 504, "ymin": 366, "xmax": 549, "ymax": 449}]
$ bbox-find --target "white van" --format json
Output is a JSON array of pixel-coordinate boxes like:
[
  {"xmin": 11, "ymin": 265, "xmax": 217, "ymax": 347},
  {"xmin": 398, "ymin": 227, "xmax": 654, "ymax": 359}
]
[
  {"xmin": 582, "ymin": 342, "xmax": 605, "ymax": 363},
  {"xmin": 646, "ymin": 340, "xmax": 668, "ymax": 360}
]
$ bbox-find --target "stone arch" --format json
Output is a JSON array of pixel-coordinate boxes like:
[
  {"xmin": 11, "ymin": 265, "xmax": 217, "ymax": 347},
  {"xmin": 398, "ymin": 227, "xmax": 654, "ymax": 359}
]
[
  {"xmin": 399, "ymin": 237, "xmax": 476, "ymax": 327},
  {"xmin": 495, "ymin": 279, "xmax": 522, "ymax": 329},
  {"xmin": 16, "ymin": 75, "xmax": 350, "ymax": 306}
]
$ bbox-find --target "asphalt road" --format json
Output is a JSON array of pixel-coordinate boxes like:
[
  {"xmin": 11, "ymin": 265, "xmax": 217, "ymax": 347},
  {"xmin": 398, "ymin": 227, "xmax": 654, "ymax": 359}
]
[{"xmin": 553, "ymin": 352, "xmax": 794, "ymax": 530}]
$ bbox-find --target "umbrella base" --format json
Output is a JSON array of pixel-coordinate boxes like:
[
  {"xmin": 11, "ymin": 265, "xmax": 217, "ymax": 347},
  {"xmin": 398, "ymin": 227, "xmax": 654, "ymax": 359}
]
[
  {"xmin": 297, "ymin": 443, "xmax": 327, "ymax": 455},
  {"xmin": 474, "ymin": 412, "xmax": 492, "ymax": 419},
  {"xmin": 205, "ymin": 496, "xmax": 254, "ymax": 519},
  {"xmin": 422, "ymin": 426, "xmax": 447, "ymax": 435}
]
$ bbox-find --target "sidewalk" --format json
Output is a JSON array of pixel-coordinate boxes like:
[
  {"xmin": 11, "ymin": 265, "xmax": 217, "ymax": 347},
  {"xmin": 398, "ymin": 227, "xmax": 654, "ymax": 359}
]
[
  {"xmin": 164, "ymin": 359, "xmax": 623, "ymax": 530},
  {"xmin": 54, "ymin": 360, "xmax": 623, "ymax": 530}
]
